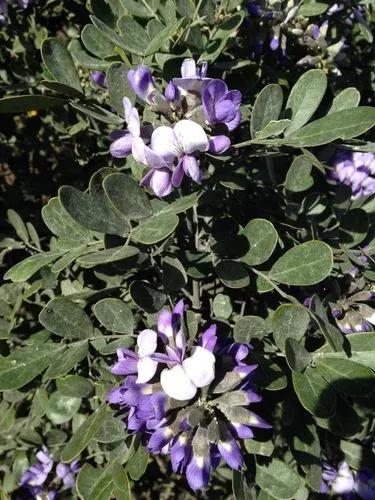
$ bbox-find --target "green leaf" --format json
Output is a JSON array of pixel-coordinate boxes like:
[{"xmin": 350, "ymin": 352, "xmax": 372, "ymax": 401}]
[
  {"xmin": 89, "ymin": 468, "xmax": 114, "ymax": 500},
  {"xmin": 314, "ymin": 332, "xmax": 375, "ymax": 370},
  {"xmin": 117, "ymin": 16, "xmax": 149, "ymax": 55},
  {"xmin": 39, "ymin": 298, "xmax": 94, "ymax": 340},
  {"xmin": 255, "ymin": 119, "xmax": 291, "ymax": 139},
  {"xmin": 121, "ymin": 0, "xmax": 154, "ymax": 17},
  {"xmin": 284, "ymin": 69, "xmax": 327, "ymax": 136},
  {"xmin": 130, "ymin": 281, "xmax": 166, "ymax": 314},
  {"xmin": 145, "ymin": 19, "xmax": 184, "ymax": 56},
  {"xmin": 41, "ymin": 38, "xmax": 82, "ymax": 92},
  {"xmin": 244, "ymin": 439, "xmax": 274, "ymax": 457},
  {"xmin": 328, "ymin": 87, "xmax": 361, "ymax": 114},
  {"xmin": 57, "ymin": 375, "xmax": 94, "ymax": 398},
  {"xmin": 339, "ymin": 209, "xmax": 368, "ymax": 248},
  {"xmin": 241, "ymin": 218, "xmax": 278, "ymax": 266},
  {"xmin": 81, "ymin": 24, "xmax": 114, "ymax": 59},
  {"xmin": 269, "ymin": 241, "xmax": 333, "ymax": 286},
  {"xmin": 91, "ymin": 15, "xmax": 139, "ymax": 53},
  {"xmin": 315, "ymin": 357, "xmax": 375, "ymax": 396},
  {"xmin": 77, "ymin": 245, "xmax": 139, "ymax": 268},
  {"xmin": 93, "ymin": 298, "xmax": 134, "ymax": 334},
  {"xmin": 68, "ymin": 39, "xmax": 109, "ymax": 70},
  {"xmin": 131, "ymin": 213, "xmax": 179, "ymax": 245},
  {"xmin": 51, "ymin": 245, "xmax": 88, "ymax": 273},
  {"xmin": 42, "ymin": 197, "xmax": 91, "ymax": 243},
  {"xmin": 76, "ymin": 464, "xmax": 98, "ymax": 499},
  {"xmin": 7, "ymin": 209, "xmax": 29, "ymax": 243},
  {"xmin": 216, "ymin": 260, "xmax": 250, "ymax": 289},
  {"xmin": 106, "ymin": 63, "xmax": 135, "ymax": 116},
  {"xmin": 213, "ymin": 294, "xmax": 232, "ymax": 319},
  {"xmin": 46, "ymin": 392, "xmax": 81, "ymax": 424},
  {"xmin": 157, "ymin": 192, "xmax": 201, "ymax": 215},
  {"xmin": 70, "ymin": 101, "xmax": 123, "ymax": 125},
  {"xmin": 285, "ymin": 155, "xmax": 314, "ymax": 192},
  {"xmin": 298, "ymin": 3, "xmax": 329, "ymax": 16},
  {"xmin": 0, "ymin": 95, "xmax": 66, "ymax": 114},
  {"xmin": 61, "ymin": 404, "xmax": 107, "ymax": 462},
  {"xmin": 292, "ymin": 367, "xmax": 336, "ymax": 418},
  {"xmin": 127, "ymin": 445, "xmax": 149, "ymax": 481},
  {"xmin": 256, "ymin": 459, "xmax": 303, "ymax": 500},
  {"xmin": 251, "ymin": 84, "xmax": 283, "ymax": 138},
  {"xmin": 103, "ymin": 173, "xmax": 152, "ymax": 219},
  {"xmin": 95, "ymin": 409, "xmax": 126, "ymax": 443},
  {"xmin": 272, "ymin": 304, "xmax": 310, "ymax": 351},
  {"xmin": 4, "ymin": 251, "xmax": 62, "ymax": 283},
  {"xmin": 284, "ymin": 107, "xmax": 375, "ymax": 148},
  {"xmin": 316, "ymin": 396, "xmax": 362, "ymax": 438},
  {"xmin": 341, "ymin": 440, "xmax": 375, "ymax": 470},
  {"xmin": 0, "ymin": 343, "xmax": 66, "ymax": 390},
  {"xmin": 59, "ymin": 170, "xmax": 131, "ymax": 235},
  {"xmin": 45, "ymin": 341, "xmax": 88, "ymax": 378},
  {"xmin": 162, "ymin": 256, "xmax": 187, "ymax": 292},
  {"xmin": 233, "ymin": 315, "xmax": 269, "ymax": 342},
  {"xmin": 40, "ymin": 80, "xmax": 84, "ymax": 99},
  {"xmin": 285, "ymin": 338, "xmax": 313, "ymax": 372},
  {"xmin": 113, "ymin": 462, "xmax": 132, "ymax": 500}
]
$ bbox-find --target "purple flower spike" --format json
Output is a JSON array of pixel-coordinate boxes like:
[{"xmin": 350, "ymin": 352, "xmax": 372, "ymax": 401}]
[
  {"xmin": 165, "ymin": 81, "xmax": 179, "ymax": 103},
  {"xmin": 108, "ymin": 301, "xmax": 270, "ymax": 491},
  {"xmin": 330, "ymin": 150, "xmax": 375, "ymax": 199},
  {"xmin": 128, "ymin": 65, "xmax": 156, "ymax": 103},
  {"xmin": 202, "ymin": 79, "xmax": 242, "ymax": 131}
]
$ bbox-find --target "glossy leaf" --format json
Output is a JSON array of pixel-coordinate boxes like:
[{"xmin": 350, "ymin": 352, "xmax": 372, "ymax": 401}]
[
  {"xmin": 256, "ymin": 459, "xmax": 303, "ymax": 500},
  {"xmin": 131, "ymin": 213, "xmax": 179, "ymax": 245},
  {"xmin": 285, "ymin": 155, "xmax": 314, "ymax": 192},
  {"xmin": 272, "ymin": 304, "xmax": 310, "ymax": 351},
  {"xmin": 328, "ymin": 87, "xmax": 361, "ymax": 114},
  {"xmin": 233, "ymin": 315, "xmax": 269, "ymax": 342},
  {"xmin": 130, "ymin": 281, "xmax": 166, "ymax": 314},
  {"xmin": 292, "ymin": 368, "xmax": 336, "ymax": 418},
  {"xmin": 251, "ymin": 84, "xmax": 283, "ymax": 138},
  {"xmin": 4, "ymin": 251, "xmax": 62, "ymax": 283},
  {"xmin": 103, "ymin": 173, "xmax": 152, "ymax": 220},
  {"xmin": 77, "ymin": 246, "xmax": 139, "ymax": 268},
  {"xmin": 42, "ymin": 197, "xmax": 91, "ymax": 243}
]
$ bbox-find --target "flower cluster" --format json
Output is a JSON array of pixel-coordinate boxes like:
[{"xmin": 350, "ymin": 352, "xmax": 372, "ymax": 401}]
[
  {"xmin": 321, "ymin": 461, "xmax": 375, "ymax": 499},
  {"xmin": 246, "ymin": 1, "xmax": 357, "ymax": 73},
  {"xmin": 330, "ymin": 288, "xmax": 375, "ymax": 334},
  {"xmin": 329, "ymin": 151, "xmax": 375, "ymax": 199},
  {"xmin": 17, "ymin": 447, "xmax": 79, "ymax": 499},
  {"xmin": 108, "ymin": 300, "xmax": 270, "ymax": 491},
  {"xmin": 109, "ymin": 59, "xmax": 242, "ymax": 197}
]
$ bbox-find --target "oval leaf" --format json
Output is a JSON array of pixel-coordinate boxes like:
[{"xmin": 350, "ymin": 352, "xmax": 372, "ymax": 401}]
[{"xmin": 39, "ymin": 298, "xmax": 93, "ymax": 340}]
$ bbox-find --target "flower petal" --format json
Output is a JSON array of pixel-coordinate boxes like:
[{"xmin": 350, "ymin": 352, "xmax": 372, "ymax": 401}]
[
  {"xmin": 160, "ymin": 365, "xmax": 197, "ymax": 400},
  {"xmin": 182, "ymin": 155, "xmax": 201, "ymax": 183},
  {"xmin": 151, "ymin": 125, "xmax": 181, "ymax": 162},
  {"xmin": 137, "ymin": 356, "xmax": 158, "ymax": 383},
  {"xmin": 137, "ymin": 329, "xmax": 158, "ymax": 357},
  {"xmin": 181, "ymin": 58, "xmax": 197, "ymax": 78},
  {"xmin": 123, "ymin": 97, "xmax": 140, "ymax": 137},
  {"xmin": 173, "ymin": 120, "xmax": 209, "ymax": 154},
  {"xmin": 132, "ymin": 136, "xmax": 147, "ymax": 164},
  {"xmin": 183, "ymin": 346, "xmax": 215, "ymax": 388},
  {"xmin": 209, "ymin": 135, "xmax": 231, "ymax": 154},
  {"xmin": 110, "ymin": 134, "xmax": 133, "ymax": 158}
]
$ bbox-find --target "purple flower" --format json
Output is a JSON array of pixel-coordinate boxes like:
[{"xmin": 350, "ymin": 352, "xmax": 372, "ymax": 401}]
[
  {"xmin": 202, "ymin": 79, "xmax": 242, "ymax": 132},
  {"xmin": 321, "ymin": 461, "xmax": 355, "ymax": 495},
  {"xmin": 91, "ymin": 71, "xmax": 107, "ymax": 88},
  {"xmin": 108, "ymin": 300, "xmax": 270, "ymax": 491},
  {"xmin": 330, "ymin": 151, "xmax": 375, "ymax": 199},
  {"xmin": 20, "ymin": 448, "xmax": 53, "ymax": 487},
  {"xmin": 19, "ymin": 448, "xmax": 79, "ymax": 499},
  {"xmin": 173, "ymin": 58, "xmax": 211, "ymax": 96},
  {"xmin": 128, "ymin": 65, "xmax": 156, "ymax": 104},
  {"xmin": 56, "ymin": 459, "xmax": 80, "ymax": 489}
]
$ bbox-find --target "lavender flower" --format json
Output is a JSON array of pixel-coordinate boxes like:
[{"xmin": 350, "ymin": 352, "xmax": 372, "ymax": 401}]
[
  {"xmin": 110, "ymin": 59, "xmax": 240, "ymax": 196},
  {"xmin": 108, "ymin": 300, "xmax": 271, "ymax": 491},
  {"xmin": 330, "ymin": 151, "xmax": 375, "ymax": 199},
  {"xmin": 18, "ymin": 448, "xmax": 79, "ymax": 499}
]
